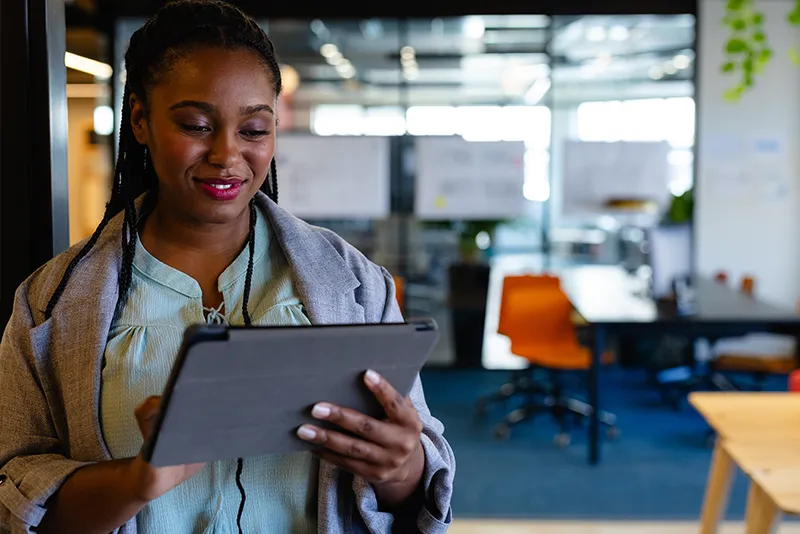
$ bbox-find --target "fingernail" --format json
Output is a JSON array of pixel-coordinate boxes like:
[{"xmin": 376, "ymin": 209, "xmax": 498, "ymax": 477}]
[
  {"xmin": 312, "ymin": 403, "xmax": 331, "ymax": 419},
  {"xmin": 297, "ymin": 425, "xmax": 317, "ymax": 440},
  {"xmin": 365, "ymin": 369, "xmax": 381, "ymax": 386}
]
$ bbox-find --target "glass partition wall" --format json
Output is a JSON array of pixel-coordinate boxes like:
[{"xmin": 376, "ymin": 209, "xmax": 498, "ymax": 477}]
[{"xmin": 102, "ymin": 13, "xmax": 695, "ymax": 367}]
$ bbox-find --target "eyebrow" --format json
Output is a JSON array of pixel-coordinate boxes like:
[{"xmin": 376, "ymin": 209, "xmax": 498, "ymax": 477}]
[{"xmin": 168, "ymin": 100, "xmax": 274, "ymax": 116}]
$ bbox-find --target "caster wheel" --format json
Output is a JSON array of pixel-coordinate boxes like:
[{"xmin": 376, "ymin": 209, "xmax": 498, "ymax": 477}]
[
  {"xmin": 554, "ymin": 433, "xmax": 571, "ymax": 448},
  {"xmin": 494, "ymin": 424, "xmax": 510, "ymax": 440},
  {"xmin": 606, "ymin": 426, "xmax": 620, "ymax": 440}
]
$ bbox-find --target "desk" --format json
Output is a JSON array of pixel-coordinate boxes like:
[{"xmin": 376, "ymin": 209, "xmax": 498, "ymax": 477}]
[
  {"xmin": 690, "ymin": 392, "xmax": 800, "ymax": 533},
  {"xmin": 559, "ymin": 266, "xmax": 800, "ymax": 465}
]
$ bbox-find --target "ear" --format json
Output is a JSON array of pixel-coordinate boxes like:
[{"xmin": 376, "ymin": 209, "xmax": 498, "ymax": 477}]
[{"xmin": 129, "ymin": 93, "xmax": 149, "ymax": 146}]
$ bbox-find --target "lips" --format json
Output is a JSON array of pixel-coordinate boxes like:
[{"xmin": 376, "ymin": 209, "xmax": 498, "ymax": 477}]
[{"xmin": 195, "ymin": 177, "xmax": 245, "ymax": 201}]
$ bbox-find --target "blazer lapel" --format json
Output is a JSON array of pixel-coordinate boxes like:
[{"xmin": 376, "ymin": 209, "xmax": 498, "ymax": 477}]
[
  {"xmin": 29, "ymin": 213, "xmax": 124, "ymax": 462},
  {"xmin": 257, "ymin": 194, "xmax": 365, "ymax": 325}
]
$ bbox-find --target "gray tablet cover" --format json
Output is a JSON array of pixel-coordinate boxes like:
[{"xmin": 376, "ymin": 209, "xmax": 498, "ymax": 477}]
[{"xmin": 144, "ymin": 319, "xmax": 438, "ymax": 467}]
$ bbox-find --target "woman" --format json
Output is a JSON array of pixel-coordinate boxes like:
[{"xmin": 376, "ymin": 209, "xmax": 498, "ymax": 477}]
[{"xmin": 0, "ymin": 1, "xmax": 454, "ymax": 533}]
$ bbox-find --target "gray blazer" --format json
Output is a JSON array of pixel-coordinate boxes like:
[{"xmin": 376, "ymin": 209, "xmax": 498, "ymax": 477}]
[{"xmin": 0, "ymin": 192, "xmax": 455, "ymax": 533}]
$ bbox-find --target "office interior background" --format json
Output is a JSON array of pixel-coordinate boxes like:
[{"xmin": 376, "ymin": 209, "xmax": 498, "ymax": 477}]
[{"xmin": 3, "ymin": 0, "xmax": 800, "ymax": 532}]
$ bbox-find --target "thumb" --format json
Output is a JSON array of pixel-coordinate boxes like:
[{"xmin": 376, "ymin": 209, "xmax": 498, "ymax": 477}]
[{"xmin": 134, "ymin": 396, "xmax": 162, "ymax": 441}]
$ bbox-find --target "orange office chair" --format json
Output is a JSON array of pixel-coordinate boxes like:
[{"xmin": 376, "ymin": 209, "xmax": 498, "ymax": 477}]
[
  {"xmin": 476, "ymin": 275, "xmax": 563, "ymax": 414},
  {"xmin": 492, "ymin": 286, "xmax": 617, "ymax": 446},
  {"xmin": 392, "ymin": 275, "xmax": 406, "ymax": 316}
]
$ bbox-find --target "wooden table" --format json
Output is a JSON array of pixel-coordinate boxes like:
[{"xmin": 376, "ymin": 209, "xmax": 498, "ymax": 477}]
[
  {"xmin": 560, "ymin": 266, "xmax": 800, "ymax": 465},
  {"xmin": 690, "ymin": 392, "xmax": 800, "ymax": 534}
]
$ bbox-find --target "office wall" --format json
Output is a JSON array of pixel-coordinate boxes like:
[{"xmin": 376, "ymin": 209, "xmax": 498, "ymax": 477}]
[{"xmin": 696, "ymin": 0, "xmax": 800, "ymax": 308}]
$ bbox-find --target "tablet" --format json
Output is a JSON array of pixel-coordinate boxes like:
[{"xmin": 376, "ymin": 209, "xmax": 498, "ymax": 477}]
[{"xmin": 142, "ymin": 318, "xmax": 439, "ymax": 467}]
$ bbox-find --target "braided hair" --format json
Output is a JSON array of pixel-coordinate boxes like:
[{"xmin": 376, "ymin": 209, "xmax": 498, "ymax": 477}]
[{"xmin": 45, "ymin": 1, "xmax": 283, "ymax": 531}]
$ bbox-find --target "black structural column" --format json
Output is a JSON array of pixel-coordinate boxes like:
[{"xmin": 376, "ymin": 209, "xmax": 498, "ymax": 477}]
[{"xmin": 0, "ymin": 0, "xmax": 70, "ymax": 329}]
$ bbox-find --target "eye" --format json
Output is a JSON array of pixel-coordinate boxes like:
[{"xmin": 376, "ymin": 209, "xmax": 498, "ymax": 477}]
[
  {"xmin": 180, "ymin": 124, "xmax": 211, "ymax": 133},
  {"xmin": 241, "ymin": 129, "xmax": 269, "ymax": 139}
]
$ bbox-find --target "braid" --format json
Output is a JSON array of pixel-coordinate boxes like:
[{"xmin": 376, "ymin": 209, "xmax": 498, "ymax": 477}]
[
  {"xmin": 45, "ymin": 0, "xmax": 283, "ymax": 320},
  {"xmin": 241, "ymin": 201, "xmax": 257, "ymax": 326}
]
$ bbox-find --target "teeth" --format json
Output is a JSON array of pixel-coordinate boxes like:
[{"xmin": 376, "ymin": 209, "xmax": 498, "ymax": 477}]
[{"xmin": 212, "ymin": 184, "xmax": 232, "ymax": 190}]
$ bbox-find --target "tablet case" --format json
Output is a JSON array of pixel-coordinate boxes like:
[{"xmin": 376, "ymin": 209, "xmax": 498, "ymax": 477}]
[{"xmin": 143, "ymin": 319, "xmax": 438, "ymax": 467}]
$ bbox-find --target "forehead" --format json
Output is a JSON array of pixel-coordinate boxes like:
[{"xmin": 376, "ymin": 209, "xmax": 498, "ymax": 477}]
[{"xmin": 151, "ymin": 46, "xmax": 277, "ymax": 108}]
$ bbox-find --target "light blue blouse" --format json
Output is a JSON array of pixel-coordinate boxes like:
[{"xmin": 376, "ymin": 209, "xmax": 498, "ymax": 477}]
[{"xmin": 100, "ymin": 207, "xmax": 318, "ymax": 534}]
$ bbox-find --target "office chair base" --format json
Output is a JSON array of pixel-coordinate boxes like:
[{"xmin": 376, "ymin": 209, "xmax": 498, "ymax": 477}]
[{"xmin": 493, "ymin": 394, "xmax": 618, "ymax": 446}]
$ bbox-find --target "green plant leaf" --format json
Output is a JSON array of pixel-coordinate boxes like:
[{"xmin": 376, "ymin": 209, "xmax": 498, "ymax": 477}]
[
  {"xmin": 752, "ymin": 13, "xmax": 764, "ymax": 25},
  {"xmin": 732, "ymin": 18, "xmax": 747, "ymax": 30},
  {"xmin": 790, "ymin": 48, "xmax": 800, "ymax": 65},
  {"xmin": 753, "ymin": 31, "xmax": 765, "ymax": 42},
  {"xmin": 760, "ymin": 48, "xmax": 773, "ymax": 61},
  {"xmin": 726, "ymin": 38, "xmax": 748, "ymax": 53},
  {"xmin": 728, "ymin": 0, "xmax": 745, "ymax": 10},
  {"xmin": 788, "ymin": 10, "xmax": 800, "ymax": 25},
  {"xmin": 721, "ymin": 61, "xmax": 736, "ymax": 73},
  {"xmin": 724, "ymin": 86, "xmax": 744, "ymax": 102}
]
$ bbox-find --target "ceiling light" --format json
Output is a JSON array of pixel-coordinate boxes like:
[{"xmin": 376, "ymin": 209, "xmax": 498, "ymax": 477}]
[
  {"xmin": 464, "ymin": 17, "xmax": 485, "ymax": 39},
  {"xmin": 524, "ymin": 77, "xmax": 551, "ymax": 105},
  {"xmin": 596, "ymin": 52, "xmax": 612, "ymax": 67},
  {"xmin": 649, "ymin": 66, "xmax": 664, "ymax": 80},
  {"xmin": 64, "ymin": 52, "xmax": 112, "ymax": 79},
  {"xmin": 93, "ymin": 106, "xmax": 114, "ymax": 136},
  {"xmin": 404, "ymin": 68, "xmax": 419, "ymax": 81},
  {"xmin": 609, "ymin": 25, "xmax": 629, "ymax": 41},
  {"xmin": 401, "ymin": 46, "xmax": 415, "ymax": 59},
  {"xmin": 325, "ymin": 51, "xmax": 344, "ymax": 66},
  {"xmin": 320, "ymin": 44, "xmax": 339, "ymax": 58},
  {"xmin": 663, "ymin": 61, "xmax": 677, "ymax": 75},
  {"xmin": 673, "ymin": 54, "xmax": 691, "ymax": 69},
  {"xmin": 401, "ymin": 56, "xmax": 417, "ymax": 68},
  {"xmin": 586, "ymin": 26, "xmax": 607, "ymax": 42}
]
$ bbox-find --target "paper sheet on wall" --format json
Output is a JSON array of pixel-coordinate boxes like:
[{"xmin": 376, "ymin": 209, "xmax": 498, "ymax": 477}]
[
  {"xmin": 274, "ymin": 135, "xmax": 390, "ymax": 219},
  {"xmin": 562, "ymin": 141, "xmax": 672, "ymax": 215},
  {"xmin": 414, "ymin": 137, "xmax": 526, "ymax": 220},
  {"xmin": 703, "ymin": 132, "xmax": 790, "ymax": 202}
]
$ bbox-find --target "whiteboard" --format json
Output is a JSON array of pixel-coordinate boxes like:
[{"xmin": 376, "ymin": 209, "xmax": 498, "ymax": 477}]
[
  {"xmin": 274, "ymin": 135, "xmax": 390, "ymax": 219},
  {"xmin": 562, "ymin": 141, "xmax": 671, "ymax": 215},
  {"xmin": 415, "ymin": 137, "xmax": 526, "ymax": 220}
]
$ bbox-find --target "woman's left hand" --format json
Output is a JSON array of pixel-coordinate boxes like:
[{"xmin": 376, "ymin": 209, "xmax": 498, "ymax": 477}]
[{"xmin": 297, "ymin": 369, "xmax": 425, "ymax": 507}]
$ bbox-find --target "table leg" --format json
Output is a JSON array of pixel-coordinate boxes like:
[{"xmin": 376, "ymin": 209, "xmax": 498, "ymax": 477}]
[
  {"xmin": 588, "ymin": 325, "xmax": 604, "ymax": 465},
  {"xmin": 745, "ymin": 482, "xmax": 781, "ymax": 534},
  {"xmin": 699, "ymin": 440, "xmax": 734, "ymax": 534}
]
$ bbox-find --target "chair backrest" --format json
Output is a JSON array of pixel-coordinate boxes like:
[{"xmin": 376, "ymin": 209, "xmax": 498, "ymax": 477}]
[
  {"xmin": 502, "ymin": 285, "xmax": 581, "ymax": 354},
  {"xmin": 392, "ymin": 275, "xmax": 405, "ymax": 315},
  {"xmin": 497, "ymin": 274, "xmax": 561, "ymax": 336}
]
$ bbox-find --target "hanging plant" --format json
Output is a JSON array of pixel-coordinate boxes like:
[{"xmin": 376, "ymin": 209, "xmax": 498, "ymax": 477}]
[{"xmin": 721, "ymin": 0, "xmax": 800, "ymax": 101}]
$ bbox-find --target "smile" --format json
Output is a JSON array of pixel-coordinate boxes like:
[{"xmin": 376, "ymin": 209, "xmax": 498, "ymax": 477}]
[{"xmin": 195, "ymin": 178, "xmax": 245, "ymax": 201}]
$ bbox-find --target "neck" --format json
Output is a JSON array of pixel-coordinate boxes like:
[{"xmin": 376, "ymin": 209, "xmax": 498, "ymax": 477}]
[{"xmin": 140, "ymin": 200, "xmax": 251, "ymax": 260}]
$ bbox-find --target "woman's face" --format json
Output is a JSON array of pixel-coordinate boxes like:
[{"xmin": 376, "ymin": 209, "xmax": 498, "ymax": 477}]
[{"xmin": 130, "ymin": 46, "xmax": 277, "ymax": 225}]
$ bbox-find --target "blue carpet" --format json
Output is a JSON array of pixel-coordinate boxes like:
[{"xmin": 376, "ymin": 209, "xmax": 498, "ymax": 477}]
[{"xmin": 419, "ymin": 368, "xmax": 788, "ymax": 520}]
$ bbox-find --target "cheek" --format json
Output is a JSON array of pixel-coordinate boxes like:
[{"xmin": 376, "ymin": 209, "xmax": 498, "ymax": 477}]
[
  {"xmin": 154, "ymin": 134, "xmax": 207, "ymax": 178},
  {"xmin": 244, "ymin": 139, "xmax": 276, "ymax": 176}
]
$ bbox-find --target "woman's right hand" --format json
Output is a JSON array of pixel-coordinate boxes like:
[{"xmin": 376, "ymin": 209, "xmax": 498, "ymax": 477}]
[{"xmin": 127, "ymin": 396, "xmax": 205, "ymax": 502}]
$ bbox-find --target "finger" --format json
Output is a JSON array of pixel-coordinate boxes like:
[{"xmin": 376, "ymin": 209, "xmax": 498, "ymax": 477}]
[
  {"xmin": 296, "ymin": 424, "xmax": 390, "ymax": 466},
  {"xmin": 310, "ymin": 402, "xmax": 399, "ymax": 448},
  {"xmin": 363, "ymin": 370, "xmax": 419, "ymax": 427},
  {"xmin": 134, "ymin": 396, "xmax": 161, "ymax": 439},
  {"xmin": 313, "ymin": 450, "xmax": 389, "ymax": 484}
]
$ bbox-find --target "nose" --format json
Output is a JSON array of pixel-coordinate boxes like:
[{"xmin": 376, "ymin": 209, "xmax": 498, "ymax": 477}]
[{"xmin": 207, "ymin": 129, "xmax": 240, "ymax": 168}]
